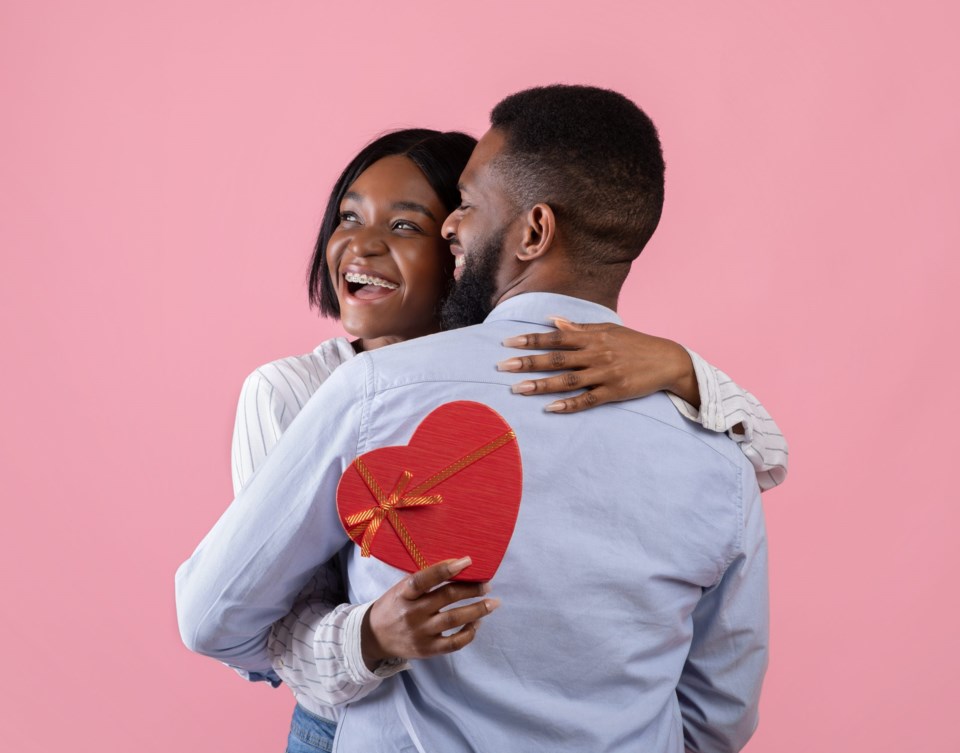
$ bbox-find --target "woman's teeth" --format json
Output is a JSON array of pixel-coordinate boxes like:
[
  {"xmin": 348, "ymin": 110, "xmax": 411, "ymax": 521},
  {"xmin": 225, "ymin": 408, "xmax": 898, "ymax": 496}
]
[{"xmin": 344, "ymin": 272, "xmax": 399, "ymax": 290}]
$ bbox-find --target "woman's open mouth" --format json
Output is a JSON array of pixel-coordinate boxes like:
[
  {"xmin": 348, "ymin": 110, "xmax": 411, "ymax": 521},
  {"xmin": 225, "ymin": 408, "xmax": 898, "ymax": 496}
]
[{"xmin": 344, "ymin": 271, "xmax": 400, "ymax": 301}]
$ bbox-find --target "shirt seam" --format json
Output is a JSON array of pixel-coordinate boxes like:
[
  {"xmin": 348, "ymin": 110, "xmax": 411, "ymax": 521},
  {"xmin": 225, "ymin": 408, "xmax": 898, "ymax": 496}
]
[{"xmin": 356, "ymin": 354, "xmax": 373, "ymax": 456}]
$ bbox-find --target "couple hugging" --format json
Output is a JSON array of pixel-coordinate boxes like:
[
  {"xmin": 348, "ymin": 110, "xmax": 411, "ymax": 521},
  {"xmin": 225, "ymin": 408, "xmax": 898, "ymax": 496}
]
[{"xmin": 177, "ymin": 84, "xmax": 786, "ymax": 753}]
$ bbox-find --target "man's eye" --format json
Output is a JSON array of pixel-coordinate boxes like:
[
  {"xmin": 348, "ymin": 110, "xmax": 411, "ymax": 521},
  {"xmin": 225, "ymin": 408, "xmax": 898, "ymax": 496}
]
[{"xmin": 457, "ymin": 204, "xmax": 470, "ymax": 212}]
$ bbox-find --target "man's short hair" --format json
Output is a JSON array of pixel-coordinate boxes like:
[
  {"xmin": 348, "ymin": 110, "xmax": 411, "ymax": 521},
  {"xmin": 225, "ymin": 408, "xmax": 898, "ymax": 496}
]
[{"xmin": 490, "ymin": 85, "xmax": 665, "ymax": 269}]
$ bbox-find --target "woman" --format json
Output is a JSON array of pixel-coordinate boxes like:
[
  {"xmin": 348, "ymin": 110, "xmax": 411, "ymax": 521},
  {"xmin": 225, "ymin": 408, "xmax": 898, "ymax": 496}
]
[{"xmin": 230, "ymin": 129, "xmax": 787, "ymax": 751}]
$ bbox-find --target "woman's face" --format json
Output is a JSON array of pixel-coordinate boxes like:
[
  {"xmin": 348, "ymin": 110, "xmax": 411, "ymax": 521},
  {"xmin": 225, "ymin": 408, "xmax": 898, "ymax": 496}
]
[{"xmin": 326, "ymin": 155, "xmax": 452, "ymax": 348}]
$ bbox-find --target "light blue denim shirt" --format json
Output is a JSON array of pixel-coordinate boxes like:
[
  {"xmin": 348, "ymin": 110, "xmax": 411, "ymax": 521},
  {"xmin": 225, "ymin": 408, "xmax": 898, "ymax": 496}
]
[{"xmin": 177, "ymin": 293, "xmax": 768, "ymax": 753}]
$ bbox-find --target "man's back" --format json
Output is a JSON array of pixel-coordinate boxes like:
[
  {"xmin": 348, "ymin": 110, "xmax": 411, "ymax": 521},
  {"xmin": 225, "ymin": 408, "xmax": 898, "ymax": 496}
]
[{"xmin": 333, "ymin": 293, "xmax": 768, "ymax": 753}]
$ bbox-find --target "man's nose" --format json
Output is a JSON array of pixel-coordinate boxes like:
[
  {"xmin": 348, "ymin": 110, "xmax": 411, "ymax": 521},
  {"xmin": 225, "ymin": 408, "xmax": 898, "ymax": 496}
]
[{"xmin": 441, "ymin": 209, "xmax": 459, "ymax": 242}]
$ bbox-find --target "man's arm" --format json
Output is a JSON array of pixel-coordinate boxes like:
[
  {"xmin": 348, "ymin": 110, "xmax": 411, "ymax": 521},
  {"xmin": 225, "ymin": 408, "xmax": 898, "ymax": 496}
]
[
  {"xmin": 175, "ymin": 357, "xmax": 367, "ymax": 677},
  {"xmin": 228, "ymin": 362, "xmax": 350, "ymax": 686},
  {"xmin": 677, "ymin": 472, "xmax": 769, "ymax": 753}
]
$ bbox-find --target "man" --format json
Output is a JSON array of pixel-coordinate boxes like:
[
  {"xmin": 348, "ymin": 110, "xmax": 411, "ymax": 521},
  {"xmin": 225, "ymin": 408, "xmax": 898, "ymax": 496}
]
[{"xmin": 177, "ymin": 85, "xmax": 768, "ymax": 752}]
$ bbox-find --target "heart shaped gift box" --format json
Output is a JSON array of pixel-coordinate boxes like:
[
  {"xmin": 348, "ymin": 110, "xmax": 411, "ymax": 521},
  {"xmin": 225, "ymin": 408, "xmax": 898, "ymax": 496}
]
[{"xmin": 336, "ymin": 401, "xmax": 522, "ymax": 582}]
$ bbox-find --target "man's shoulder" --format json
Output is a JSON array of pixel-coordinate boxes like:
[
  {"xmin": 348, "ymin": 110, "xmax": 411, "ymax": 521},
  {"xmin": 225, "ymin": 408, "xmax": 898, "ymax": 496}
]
[
  {"xmin": 370, "ymin": 326, "xmax": 486, "ymax": 358},
  {"xmin": 612, "ymin": 392, "xmax": 755, "ymax": 478},
  {"xmin": 361, "ymin": 326, "xmax": 490, "ymax": 383}
]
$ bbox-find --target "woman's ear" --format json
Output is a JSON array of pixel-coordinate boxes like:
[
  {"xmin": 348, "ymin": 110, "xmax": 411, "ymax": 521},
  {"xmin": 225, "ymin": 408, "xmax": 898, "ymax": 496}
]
[{"xmin": 517, "ymin": 203, "xmax": 556, "ymax": 261}]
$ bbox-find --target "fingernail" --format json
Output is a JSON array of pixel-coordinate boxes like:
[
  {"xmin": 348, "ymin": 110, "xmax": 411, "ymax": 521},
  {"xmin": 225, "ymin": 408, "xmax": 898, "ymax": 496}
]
[
  {"xmin": 548, "ymin": 316, "xmax": 571, "ymax": 325},
  {"xmin": 511, "ymin": 381, "xmax": 536, "ymax": 394},
  {"xmin": 480, "ymin": 582, "xmax": 492, "ymax": 595},
  {"xmin": 449, "ymin": 556, "xmax": 472, "ymax": 572},
  {"xmin": 497, "ymin": 358, "xmax": 522, "ymax": 372},
  {"xmin": 502, "ymin": 336, "xmax": 528, "ymax": 347},
  {"xmin": 485, "ymin": 598, "xmax": 501, "ymax": 613},
  {"xmin": 545, "ymin": 401, "xmax": 565, "ymax": 412}
]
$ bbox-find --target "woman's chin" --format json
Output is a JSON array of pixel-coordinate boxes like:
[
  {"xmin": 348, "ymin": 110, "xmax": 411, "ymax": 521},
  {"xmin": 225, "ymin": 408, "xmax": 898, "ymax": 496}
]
[{"xmin": 343, "ymin": 321, "xmax": 442, "ymax": 349}]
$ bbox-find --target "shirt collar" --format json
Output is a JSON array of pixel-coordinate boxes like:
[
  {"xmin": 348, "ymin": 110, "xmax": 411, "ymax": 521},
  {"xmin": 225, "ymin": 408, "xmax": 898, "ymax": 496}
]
[{"xmin": 484, "ymin": 292, "xmax": 623, "ymax": 327}]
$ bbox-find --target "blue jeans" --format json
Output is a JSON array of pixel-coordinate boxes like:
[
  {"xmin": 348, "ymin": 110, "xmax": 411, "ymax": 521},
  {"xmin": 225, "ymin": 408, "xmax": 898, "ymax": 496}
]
[{"xmin": 286, "ymin": 704, "xmax": 337, "ymax": 753}]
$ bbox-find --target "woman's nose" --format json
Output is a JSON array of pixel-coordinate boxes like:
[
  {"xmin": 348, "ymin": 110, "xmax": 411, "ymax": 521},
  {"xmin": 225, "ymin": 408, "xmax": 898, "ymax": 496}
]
[{"xmin": 346, "ymin": 226, "xmax": 388, "ymax": 257}]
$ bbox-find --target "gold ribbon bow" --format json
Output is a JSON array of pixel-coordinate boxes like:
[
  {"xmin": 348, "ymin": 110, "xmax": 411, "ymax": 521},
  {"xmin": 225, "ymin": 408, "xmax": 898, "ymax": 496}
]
[{"xmin": 344, "ymin": 429, "xmax": 516, "ymax": 570}]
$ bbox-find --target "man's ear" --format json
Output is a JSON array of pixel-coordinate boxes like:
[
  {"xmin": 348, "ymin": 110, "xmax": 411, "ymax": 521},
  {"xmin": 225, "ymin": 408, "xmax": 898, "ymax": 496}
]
[{"xmin": 517, "ymin": 203, "xmax": 556, "ymax": 261}]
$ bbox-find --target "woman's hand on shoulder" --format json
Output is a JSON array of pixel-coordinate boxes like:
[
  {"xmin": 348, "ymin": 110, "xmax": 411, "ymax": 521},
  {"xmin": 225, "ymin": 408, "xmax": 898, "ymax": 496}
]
[{"xmin": 496, "ymin": 317, "xmax": 700, "ymax": 413}]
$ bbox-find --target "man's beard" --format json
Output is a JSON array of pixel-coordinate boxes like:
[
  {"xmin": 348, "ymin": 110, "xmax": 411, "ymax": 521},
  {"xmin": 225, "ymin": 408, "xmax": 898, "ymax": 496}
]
[{"xmin": 440, "ymin": 229, "xmax": 504, "ymax": 330}]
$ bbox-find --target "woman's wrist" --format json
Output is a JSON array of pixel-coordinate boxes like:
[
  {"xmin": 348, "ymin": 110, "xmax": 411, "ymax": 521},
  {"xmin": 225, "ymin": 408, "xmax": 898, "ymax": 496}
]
[
  {"xmin": 360, "ymin": 601, "xmax": 391, "ymax": 671},
  {"xmin": 665, "ymin": 343, "xmax": 701, "ymax": 408}
]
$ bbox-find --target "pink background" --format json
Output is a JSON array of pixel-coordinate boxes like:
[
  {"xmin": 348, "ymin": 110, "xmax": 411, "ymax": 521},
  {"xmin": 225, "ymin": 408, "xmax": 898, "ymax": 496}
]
[{"xmin": 2, "ymin": 1, "xmax": 957, "ymax": 750}]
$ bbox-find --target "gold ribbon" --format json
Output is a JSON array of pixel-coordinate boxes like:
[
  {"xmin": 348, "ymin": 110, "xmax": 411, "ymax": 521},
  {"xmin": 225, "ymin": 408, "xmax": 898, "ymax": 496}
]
[{"xmin": 344, "ymin": 429, "xmax": 516, "ymax": 569}]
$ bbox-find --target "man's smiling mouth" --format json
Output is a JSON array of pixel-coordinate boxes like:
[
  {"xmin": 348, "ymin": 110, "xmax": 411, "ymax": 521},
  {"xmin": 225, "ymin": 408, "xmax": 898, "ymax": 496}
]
[{"xmin": 450, "ymin": 244, "xmax": 466, "ymax": 280}]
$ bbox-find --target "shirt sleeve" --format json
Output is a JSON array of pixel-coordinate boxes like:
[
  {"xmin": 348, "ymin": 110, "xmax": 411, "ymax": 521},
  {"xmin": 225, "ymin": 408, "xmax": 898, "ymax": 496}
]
[
  {"xmin": 667, "ymin": 348, "xmax": 789, "ymax": 492},
  {"xmin": 268, "ymin": 563, "xmax": 409, "ymax": 707},
  {"xmin": 677, "ymin": 470, "xmax": 769, "ymax": 753},
  {"xmin": 176, "ymin": 356, "xmax": 368, "ymax": 677},
  {"xmin": 231, "ymin": 368, "xmax": 287, "ymax": 496}
]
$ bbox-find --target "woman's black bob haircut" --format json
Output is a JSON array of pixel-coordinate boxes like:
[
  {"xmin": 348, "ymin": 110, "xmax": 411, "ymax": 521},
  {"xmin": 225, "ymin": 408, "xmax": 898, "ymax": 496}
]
[{"xmin": 308, "ymin": 129, "xmax": 477, "ymax": 318}]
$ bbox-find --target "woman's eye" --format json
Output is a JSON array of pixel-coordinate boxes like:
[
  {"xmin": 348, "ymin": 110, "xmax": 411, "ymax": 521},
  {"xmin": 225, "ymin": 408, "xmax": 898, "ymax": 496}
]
[
  {"xmin": 339, "ymin": 211, "xmax": 359, "ymax": 224},
  {"xmin": 393, "ymin": 220, "xmax": 421, "ymax": 232}
]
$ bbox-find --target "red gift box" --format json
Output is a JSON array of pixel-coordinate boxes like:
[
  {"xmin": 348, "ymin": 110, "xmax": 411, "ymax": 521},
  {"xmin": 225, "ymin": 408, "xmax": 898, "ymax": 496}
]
[{"xmin": 336, "ymin": 401, "xmax": 522, "ymax": 582}]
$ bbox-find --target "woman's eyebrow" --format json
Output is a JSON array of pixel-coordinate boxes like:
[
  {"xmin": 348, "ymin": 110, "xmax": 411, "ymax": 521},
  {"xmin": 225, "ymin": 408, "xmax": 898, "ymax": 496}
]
[
  {"xmin": 342, "ymin": 192, "xmax": 436, "ymax": 222},
  {"xmin": 391, "ymin": 201, "xmax": 436, "ymax": 221}
]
